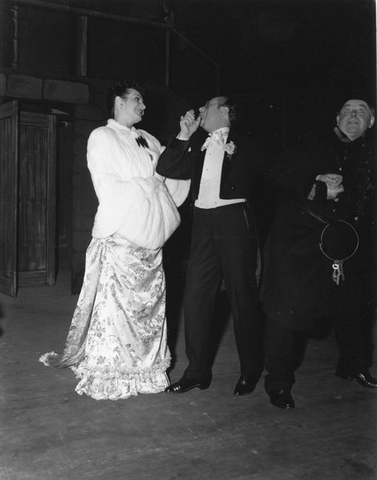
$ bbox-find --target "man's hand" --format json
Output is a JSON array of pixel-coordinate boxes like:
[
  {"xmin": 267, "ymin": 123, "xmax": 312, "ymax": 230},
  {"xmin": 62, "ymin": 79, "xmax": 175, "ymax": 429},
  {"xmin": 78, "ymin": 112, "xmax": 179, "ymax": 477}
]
[
  {"xmin": 316, "ymin": 173, "xmax": 344, "ymax": 200},
  {"xmin": 326, "ymin": 184, "xmax": 344, "ymax": 200},
  {"xmin": 178, "ymin": 110, "xmax": 201, "ymax": 140},
  {"xmin": 316, "ymin": 173, "xmax": 343, "ymax": 187}
]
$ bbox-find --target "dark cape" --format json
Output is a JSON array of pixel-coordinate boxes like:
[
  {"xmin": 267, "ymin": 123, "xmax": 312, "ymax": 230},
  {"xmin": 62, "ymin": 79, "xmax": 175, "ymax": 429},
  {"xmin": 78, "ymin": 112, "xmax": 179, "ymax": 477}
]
[{"xmin": 260, "ymin": 128, "xmax": 375, "ymax": 332}]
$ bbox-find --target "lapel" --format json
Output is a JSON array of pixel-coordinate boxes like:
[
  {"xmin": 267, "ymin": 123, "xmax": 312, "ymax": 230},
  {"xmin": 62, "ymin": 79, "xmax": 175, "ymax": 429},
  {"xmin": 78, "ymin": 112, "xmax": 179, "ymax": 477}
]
[
  {"xmin": 221, "ymin": 130, "xmax": 238, "ymax": 178},
  {"xmin": 192, "ymin": 148, "xmax": 206, "ymax": 195}
]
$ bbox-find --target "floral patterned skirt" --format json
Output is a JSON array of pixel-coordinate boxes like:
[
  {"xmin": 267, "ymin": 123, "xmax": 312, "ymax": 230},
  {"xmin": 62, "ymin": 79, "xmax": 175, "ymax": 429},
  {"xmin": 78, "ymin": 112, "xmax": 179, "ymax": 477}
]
[{"xmin": 40, "ymin": 236, "xmax": 171, "ymax": 400}]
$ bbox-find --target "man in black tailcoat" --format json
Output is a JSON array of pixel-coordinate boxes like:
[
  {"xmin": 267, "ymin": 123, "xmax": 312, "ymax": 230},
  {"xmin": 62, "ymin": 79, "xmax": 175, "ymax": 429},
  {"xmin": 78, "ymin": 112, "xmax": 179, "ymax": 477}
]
[
  {"xmin": 157, "ymin": 95, "xmax": 265, "ymax": 396},
  {"xmin": 261, "ymin": 97, "xmax": 377, "ymax": 409}
]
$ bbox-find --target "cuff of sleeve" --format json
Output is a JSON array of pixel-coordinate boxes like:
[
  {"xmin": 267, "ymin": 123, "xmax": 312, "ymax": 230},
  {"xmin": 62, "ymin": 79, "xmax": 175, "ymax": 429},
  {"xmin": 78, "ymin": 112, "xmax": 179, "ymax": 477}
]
[
  {"xmin": 176, "ymin": 133, "xmax": 190, "ymax": 141},
  {"xmin": 168, "ymin": 137, "xmax": 190, "ymax": 148}
]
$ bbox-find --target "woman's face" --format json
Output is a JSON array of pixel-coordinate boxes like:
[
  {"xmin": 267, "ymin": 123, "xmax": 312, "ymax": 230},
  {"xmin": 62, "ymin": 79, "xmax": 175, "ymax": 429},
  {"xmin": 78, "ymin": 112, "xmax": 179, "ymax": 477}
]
[{"xmin": 117, "ymin": 88, "xmax": 146, "ymax": 126}]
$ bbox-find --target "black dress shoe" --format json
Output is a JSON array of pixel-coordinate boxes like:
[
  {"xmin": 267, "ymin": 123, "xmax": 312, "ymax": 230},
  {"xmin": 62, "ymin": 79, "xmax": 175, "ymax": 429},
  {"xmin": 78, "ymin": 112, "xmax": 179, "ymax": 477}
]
[
  {"xmin": 338, "ymin": 370, "xmax": 377, "ymax": 389},
  {"xmin": 165, "ymin": 377, "xmax": 211, "ymax": 394},
  {"xmin": 269, "ymin": 389, "xmax": 295, "ymax": 409},
  {"xmin": 233, "ymin": 375, "xmax": 258, "ymax": 396}
]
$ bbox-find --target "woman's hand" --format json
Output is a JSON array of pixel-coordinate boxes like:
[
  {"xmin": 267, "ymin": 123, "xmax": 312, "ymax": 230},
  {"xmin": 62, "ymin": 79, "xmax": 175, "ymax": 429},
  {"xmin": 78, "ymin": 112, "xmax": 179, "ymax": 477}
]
[{"xmin": 178, "ymin": 110, "xmax": 201, "ymax": 140}]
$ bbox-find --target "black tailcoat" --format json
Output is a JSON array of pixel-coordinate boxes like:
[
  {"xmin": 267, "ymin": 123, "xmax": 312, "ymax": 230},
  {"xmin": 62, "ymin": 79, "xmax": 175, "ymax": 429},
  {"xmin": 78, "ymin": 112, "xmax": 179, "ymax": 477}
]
[
  {"xmin": 157, "ymin": 129, "xmax": 266, "ymax": 379},
  {"xmin": 157, "ymin": 130, "xmax": 265, "ymax": 205}
]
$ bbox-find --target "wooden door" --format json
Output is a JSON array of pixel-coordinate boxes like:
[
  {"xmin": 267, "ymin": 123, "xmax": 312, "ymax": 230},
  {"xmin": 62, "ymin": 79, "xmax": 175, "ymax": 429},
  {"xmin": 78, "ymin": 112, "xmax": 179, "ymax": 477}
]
[
  {"xmin": 0, "ymin": 102, "xmax": 57, "ymax": 296},
  {"xmin": 0, "ymin": 101, "xmax": 18, "ymax": 296},
  {"xmin": 18, "ymin": 112, "xmax": 57, "ymax": 287}
]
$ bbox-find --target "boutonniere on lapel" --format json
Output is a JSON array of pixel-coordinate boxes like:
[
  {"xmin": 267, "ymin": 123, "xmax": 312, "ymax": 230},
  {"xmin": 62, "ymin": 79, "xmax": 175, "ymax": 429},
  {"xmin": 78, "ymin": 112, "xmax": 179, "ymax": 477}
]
[
  {"xmin": 223, "ymin": 141, "xmax": 237, "ymax": 159},
  {"xmin": 201, "ymin": 132, "xmax": 237, "ymax": 159}
]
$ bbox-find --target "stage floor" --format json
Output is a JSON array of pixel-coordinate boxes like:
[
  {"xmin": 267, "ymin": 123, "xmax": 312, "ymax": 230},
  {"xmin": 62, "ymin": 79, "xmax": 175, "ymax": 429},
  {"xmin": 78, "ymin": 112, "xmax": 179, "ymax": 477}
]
[{"xmin": 0, "ymin": 269, "xmax": 376, "ymax": 480}]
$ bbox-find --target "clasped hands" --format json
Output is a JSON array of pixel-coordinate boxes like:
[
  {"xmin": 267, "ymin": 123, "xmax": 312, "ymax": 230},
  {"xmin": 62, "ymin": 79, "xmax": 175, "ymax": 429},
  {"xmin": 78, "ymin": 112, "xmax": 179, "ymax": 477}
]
[
  {"xmin": 316, "ymin": 173, "xmax": 344, "ymax": 200},
  {"xmin": 178, "ymin": 110, "xmax": 201, "ymax": 140}
]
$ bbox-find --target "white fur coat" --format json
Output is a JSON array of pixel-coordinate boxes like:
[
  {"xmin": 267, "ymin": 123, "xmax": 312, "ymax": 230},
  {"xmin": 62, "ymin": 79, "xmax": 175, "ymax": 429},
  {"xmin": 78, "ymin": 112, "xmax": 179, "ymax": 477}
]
[{"xmin": 87, "ymin": 119, "xmax": 190, "ymax": 250}]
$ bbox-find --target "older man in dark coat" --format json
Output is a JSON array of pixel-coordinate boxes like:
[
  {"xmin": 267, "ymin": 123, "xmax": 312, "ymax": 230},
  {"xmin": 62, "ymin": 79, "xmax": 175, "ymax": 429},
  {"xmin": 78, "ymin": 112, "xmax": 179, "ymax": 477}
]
[{"xmin": 261, "ymin": 97, "xmax": 377, "ymax": 409}]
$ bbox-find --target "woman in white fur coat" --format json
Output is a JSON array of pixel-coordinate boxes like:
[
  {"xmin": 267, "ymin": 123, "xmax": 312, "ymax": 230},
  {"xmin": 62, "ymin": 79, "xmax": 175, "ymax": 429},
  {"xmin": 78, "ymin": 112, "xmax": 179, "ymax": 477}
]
[{"xmin": 40, "ymin": 81, "xmax": 189, "ymax": 400}]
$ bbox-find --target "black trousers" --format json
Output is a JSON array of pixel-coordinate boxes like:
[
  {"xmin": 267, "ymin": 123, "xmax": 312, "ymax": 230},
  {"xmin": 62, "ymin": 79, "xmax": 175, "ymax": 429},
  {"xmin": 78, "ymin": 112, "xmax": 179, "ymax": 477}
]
[
  {"xmin": 264, "ymin": 315, "xmax": 372, "ymax": 393},
  {"xmin": 183, "ymin": 204, "xmax": 264, "ymax": 381}
]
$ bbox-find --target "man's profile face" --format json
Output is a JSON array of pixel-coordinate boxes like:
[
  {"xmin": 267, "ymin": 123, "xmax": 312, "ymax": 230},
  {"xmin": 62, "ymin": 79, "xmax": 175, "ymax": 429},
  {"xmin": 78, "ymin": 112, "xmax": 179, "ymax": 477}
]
[
  {"xmin": 199, "ymin": 97, "xmax": 226, "ymax": 132},
  {"xmin": 337, "ymin": 99, "xmax": 375, "ymax": 140}
]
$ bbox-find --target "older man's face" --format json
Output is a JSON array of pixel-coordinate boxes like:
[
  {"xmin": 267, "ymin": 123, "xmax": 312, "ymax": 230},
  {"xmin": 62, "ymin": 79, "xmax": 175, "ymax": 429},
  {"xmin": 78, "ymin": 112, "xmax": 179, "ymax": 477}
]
[{"xmin": 337, "ymin": 99, "xmax": 375, "ymax": 140}]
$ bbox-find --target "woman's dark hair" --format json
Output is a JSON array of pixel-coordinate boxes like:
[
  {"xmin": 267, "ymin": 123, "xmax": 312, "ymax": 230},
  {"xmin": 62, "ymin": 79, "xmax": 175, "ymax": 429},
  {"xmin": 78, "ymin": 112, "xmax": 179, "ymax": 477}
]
[
  {"xmin": 218, "ymin": 95, "xmax": 242, "ymax": 125},
  {"xmin": 106, "ymin": 80, "xmax": 146, "ymax": 117}
]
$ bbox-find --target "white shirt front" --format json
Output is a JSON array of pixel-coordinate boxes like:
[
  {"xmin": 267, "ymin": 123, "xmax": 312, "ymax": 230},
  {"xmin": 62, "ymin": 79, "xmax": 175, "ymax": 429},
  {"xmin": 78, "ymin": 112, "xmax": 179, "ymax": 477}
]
[{"xmin": 195, "ymin": 127, "xmax": 246, "ymax": 209}]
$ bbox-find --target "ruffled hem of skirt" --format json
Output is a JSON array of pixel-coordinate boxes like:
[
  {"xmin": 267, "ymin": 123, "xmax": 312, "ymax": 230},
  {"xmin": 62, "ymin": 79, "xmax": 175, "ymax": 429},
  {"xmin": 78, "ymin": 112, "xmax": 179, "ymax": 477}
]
[
  {"xmin": 71, "ymin": 365, "xmax": 170, "ymax": 400},
  {"xmin": 39, "ymin": 351, "xmax": 171, "ymax": 401}
]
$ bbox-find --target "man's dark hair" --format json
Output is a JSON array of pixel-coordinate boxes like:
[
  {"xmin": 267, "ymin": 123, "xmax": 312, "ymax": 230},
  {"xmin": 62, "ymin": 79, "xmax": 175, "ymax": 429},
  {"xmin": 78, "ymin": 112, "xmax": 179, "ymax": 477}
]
[
  {"xmin": 218, "ymin": 95, "xmax": 243, "ymax": 125},
  {"xmin": 106, "ymin": 80, "xmax": 146, "ymax": 117},
  {"xmin": 338, "ymin": 98, "xmax": 375, "ymax": 117}
]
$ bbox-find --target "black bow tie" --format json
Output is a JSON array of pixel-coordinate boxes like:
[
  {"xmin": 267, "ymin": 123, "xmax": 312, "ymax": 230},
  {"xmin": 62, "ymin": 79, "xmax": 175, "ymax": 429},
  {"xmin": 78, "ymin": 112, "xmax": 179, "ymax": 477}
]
[{"xmin": 136, "ymin": 136, "xmax": 149, "ymax": 148}]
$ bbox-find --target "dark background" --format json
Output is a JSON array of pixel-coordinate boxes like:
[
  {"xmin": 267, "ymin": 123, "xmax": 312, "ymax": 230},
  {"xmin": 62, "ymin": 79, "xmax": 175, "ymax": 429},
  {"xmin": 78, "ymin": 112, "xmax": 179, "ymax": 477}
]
[
  {"xmin": 2, "ymin": 0, "xmax": 375, "ymax": 144},
  {"xmin": 0, "ymin": 0, "xmax": 375, "ymax": 291},
  {"xmin": 73, "ymin": 0, "xmax": 376, "ymax": 132}
]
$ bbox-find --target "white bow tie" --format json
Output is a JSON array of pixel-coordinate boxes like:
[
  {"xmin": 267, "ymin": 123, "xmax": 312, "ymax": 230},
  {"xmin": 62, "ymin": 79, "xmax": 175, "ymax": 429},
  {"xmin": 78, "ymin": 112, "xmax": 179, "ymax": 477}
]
[{"xmin": 201, "ymin": 131, "xmax": 226, "ymax": 151}]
